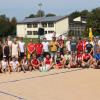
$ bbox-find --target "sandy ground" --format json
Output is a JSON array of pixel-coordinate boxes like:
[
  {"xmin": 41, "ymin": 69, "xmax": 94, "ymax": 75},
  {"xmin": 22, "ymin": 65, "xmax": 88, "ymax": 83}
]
[{"xmin": 0, "ymin": 68, "xmax": 100, "ymax": 100}]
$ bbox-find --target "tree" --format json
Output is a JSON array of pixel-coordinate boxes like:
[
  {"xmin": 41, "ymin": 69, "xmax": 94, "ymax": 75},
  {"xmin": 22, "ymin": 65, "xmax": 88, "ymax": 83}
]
[
  {"xmin": 36, "ymin": 10, "xmax": 45, "ymax": 17},
  {"xmin": 10, "ymin": 17, "xmax": 17, "ymax": 35},
  {"xmin": 46, "ymin": 13, "xmax": 56, "ymax": 17}
]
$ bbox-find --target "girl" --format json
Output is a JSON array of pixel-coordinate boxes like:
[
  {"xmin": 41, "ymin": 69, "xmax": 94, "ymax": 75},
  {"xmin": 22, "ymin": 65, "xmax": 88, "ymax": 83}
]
[
  {"xmin": 64, "ymin": 50, "xmax": 71, "ymax": 68},
  {"xmin": 31, "ymin": 55, "xmax": 40, "ymax": 70},
  {"xmin": 20, "ymin": 55, "xmax": 28, "ymax": 73},
  {"xmin": 70, "ymin": 53, "xmax": 77, "ymax": 68},
  {"xmin": 43, "ymin": 54, "xmax": 53, "ymax": 71},
  {"xmin": 1, "ymin": 57, "xmax": 8, "ymax": 73},
  {"xmin": 54, "ymin": 51, "xmax": 64, "ymax": 69}
]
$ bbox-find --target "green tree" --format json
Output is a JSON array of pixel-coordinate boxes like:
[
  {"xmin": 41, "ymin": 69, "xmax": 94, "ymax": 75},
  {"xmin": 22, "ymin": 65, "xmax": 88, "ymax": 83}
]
[{"xmin": 46, "ymin": 13, "xmax": 56, "ymax": 17}]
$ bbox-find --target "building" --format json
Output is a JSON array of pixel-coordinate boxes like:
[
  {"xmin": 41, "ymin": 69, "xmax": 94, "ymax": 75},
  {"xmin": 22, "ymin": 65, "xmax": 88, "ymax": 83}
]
[
  {"xmin": 17, "ymin": 16, "xmax": 69, "ymax": 38},
  {"xmin": 69, "ymin": 16, "xmax": 87, "ymax": 37}
]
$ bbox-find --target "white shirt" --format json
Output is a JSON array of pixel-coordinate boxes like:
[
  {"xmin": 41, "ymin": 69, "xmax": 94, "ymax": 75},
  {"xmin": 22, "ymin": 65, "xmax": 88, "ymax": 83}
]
[
  {"xmin": 10, "ymin": 61, "xmax": 19, "ymax": 69},
  {"xmin": 1, "ymin": 60, "xmax": 8, "ymax": 69},
  {"xmin": 12, "ymin": 43, "xmax": 18, "ymax": 57},
  {"xmin": 8, "ymin": 40, "xmax": 12, "ymax": 47},
  {"xmin": 66, "ymin": 41, "xmax": 71, "ymax": 51},
  {"xmin": 18, "ymin": 41, "xmax": 25, "ymax": 53},
  {"xmin": 42, "ymin": 42, "xmax": 49, "ymax": 52}
]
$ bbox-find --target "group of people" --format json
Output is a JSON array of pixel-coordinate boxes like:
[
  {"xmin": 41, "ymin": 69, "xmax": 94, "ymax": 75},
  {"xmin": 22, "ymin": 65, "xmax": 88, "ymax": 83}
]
[{"xmin": 0, "ymin": 35, "xmax": 100, "ymax": 74}]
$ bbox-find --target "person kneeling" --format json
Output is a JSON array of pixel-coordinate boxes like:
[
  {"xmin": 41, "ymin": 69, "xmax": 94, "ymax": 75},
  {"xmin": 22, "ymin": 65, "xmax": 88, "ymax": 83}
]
[
  {"xmin": 0, "ymin": 57, "xmax": 8, "ymax": 73},
  {"xmin": 42, "ymin": 54, "xmax": 53, "ymax": 71},
  {"xmin": 31, "ymin": 55, "xmax": 40, "ymax": 71},
  {"xmin": 20, "ymin": 55, "xmax": 28, "ymax": 73},
  {"xmin": 9, "ymin": 57, "xmax": 20, "ymax": 73},
  {"xmin": 54, "ymin": 51, "xmax": 64, "ymax": 69}
]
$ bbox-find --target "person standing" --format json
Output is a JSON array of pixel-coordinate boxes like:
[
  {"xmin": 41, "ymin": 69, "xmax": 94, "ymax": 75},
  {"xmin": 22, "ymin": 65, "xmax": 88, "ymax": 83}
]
[
  {"xmin": 66, "ymin": 38, "xmax": 71, "ymax": 52},
  {"xmin": 3, "ymin": 39, "xmax": 10, "ymax": 62},
  {"xmin": 42, "ymin": 37, "xmax": 49, "ymax": 57},
  {"xmin": 7, "ymin": 36, "xmax": 12, "ymax": 58},
  {"xmin": 12, "ymin": 38, "xmax": 19, "ymax": 58},
  {"xmin": 18, "ymin": 37, "xmax": 26, "ymax": 60},
  {"xmin": 49, "ymin": 36, "xmax": 58, "ymax": 59},
  {"xmin": 70, "ymin": 37, "xmax": 77, "ymax": 53},
  {"xmin": 0, "ymin": 39, "xmax": 3, "ymax": 60},
  {"xmin": 57, "ymin": 36, "xmax": 64, "ymax": 55}
]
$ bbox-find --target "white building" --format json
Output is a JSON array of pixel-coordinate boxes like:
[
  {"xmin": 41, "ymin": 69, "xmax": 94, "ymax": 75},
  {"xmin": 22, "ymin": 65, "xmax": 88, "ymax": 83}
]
[{"xmin": 17, "ymin": 16, "xmax": 69, "ymax": 38}]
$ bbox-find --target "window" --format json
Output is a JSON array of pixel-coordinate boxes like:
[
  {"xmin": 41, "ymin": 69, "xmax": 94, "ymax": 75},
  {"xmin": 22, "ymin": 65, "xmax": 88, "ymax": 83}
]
[
  {"xmin": 27, "ymin": 24, "xmax": 32, "ymax": 28},
  {"xmin": 48, "ymin": 31, "xmax": 54, "ymax": 34},
  {"xmin": 48, "ymin": 22, "xmax": 54, "ymax": 27},
  {"xmin": 33, "ymin": 31, "xmax": 37, "ymax": 35},
  {"xmin": 42, "ymin": 23, "xmax": 47, "ymax": 27},
  {"xmin": 45, "ymin": 31, "xmax": 47, "ymax": 34},
  {"xmin": 33, "ymin": 23, "xmax": 38, "ymax": 28},
  {"xmin": 27, "ymin": 31, "xmax": 32, "ymax": 35}
]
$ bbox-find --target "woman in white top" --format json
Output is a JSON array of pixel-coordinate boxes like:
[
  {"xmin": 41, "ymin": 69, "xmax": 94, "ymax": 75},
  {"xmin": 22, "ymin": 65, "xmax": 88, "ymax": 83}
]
[
  {"xmin": 0, "ymin": 57, "xmax": 8, "ymax": 73},
  {"xmin": 12, "ymin": 38, "xmax": 18, "ymax": 58}
]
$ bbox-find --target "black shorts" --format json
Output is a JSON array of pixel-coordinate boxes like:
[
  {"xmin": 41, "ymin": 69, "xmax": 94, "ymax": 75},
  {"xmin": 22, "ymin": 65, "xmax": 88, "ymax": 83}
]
[{"xmin": 20, "ymin": 52, "xmax": 24, "ymax": 59}]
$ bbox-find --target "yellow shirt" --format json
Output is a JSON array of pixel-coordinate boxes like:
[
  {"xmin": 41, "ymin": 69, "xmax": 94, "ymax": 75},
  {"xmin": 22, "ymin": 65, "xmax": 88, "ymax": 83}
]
[{"xmin": 49, "ymin": 41, "xmax": 58, "ymax": 52}]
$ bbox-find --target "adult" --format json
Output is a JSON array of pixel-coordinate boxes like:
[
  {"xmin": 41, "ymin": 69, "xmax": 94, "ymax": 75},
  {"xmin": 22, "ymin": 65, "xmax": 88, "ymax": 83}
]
[
  {"xmin": 42, "ymin": 37, "xmax": 49, "ymax": 57},
  {"xmin": 18, "ymin": 37, "xmax": 26, "ymax": 60},
  {"xmin": 27, "ymin": 39, "xmax": 35, "ymax": 60},
  {"xmin": 12, "ymin": 38, "xmax": 19, "ymax": 58},
  {"xmin": 49, "ymin": 36, "xmax": 58, "ymax": 59},
  {"xmin": 70, "ymin": 37, "xmax": 77, "ymax": 53},
  {"xmin": 0, "ymin": 39, "xmax": 3, "ymax": 60},
  {"xmin": 57, "ymin": 36, "xmax": 64, "ymax": 55},
  {"xmin": 3, "ymin": 39, "xmax": 10, "ymax": 61},
  {"xmin": 86, "ymin": 40, "xmax": 93, "ymax": 55},
  {"xmin": 66, "ymin": 38, "xmax": 71, "ymax": 52},
  {"xmin": 7, "ymin": 36, "xmax": 12, "ymax": 58}
]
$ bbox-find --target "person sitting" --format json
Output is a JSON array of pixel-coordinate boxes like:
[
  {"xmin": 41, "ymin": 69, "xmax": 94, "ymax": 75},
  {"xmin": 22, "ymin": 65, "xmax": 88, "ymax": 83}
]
[
  {"xmin": 63, "ymin": 50, "xmax": 71, "ymax": 68},
  {"xmin": 77, "ymin": 51, "xmax": 83, "ymax": 68},
  {"xmin": 42, "ymin": 54, "xmax": 53, "ymax": 71},
  {"xmin": 54, "ymin": 51, "xmax": 64, "ymax": 69},
  {"xmin": 94, "ymin": 49, "xmax": 100, "ymax": 68},
  {"xmin": 70, "ymin": 52, "xmax": 77, "ymax": 68},
  {"xmin": 31, "ymin": 55, "xmax": 40, "ymax": 71},
  {"xmin": 9, "ymin": 57, "xmax": 20, "ymax": 73},
  {"xmin": 81, "ymin": 50, "xmax": 92, "ymax": 68},
  {"xmin": 20, "ymin": 55, "xmax": 28, "ymax": 73},
  {"xmin": 0, "ymin": 56, "xmax": 8, "ymax": 73}
]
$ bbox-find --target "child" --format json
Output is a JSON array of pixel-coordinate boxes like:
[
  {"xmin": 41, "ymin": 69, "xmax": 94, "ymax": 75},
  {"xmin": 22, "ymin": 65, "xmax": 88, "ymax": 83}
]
[
  {"xmin": 94, "ymin": 49, "xmax": 100, "ymax": 68},
  {"xmin": 70, "ymin": 53, "xmax": 77, "ymax": 68},
  {"xmin": 77, "ymin": 51, "xmax": 83, "ymax": 68},
  {"xmin": 81, "ymin": 50, "xmax": 92, "ymax": 68},
  {"xmin": 54, "ymin": 51, "xmax": 64, "ymax": 69},
  {"xmin": 20, "ymin": 55, "xmax": 28, "ymax": 73},
  {"xmin": 9, "ymin": 57, "xmax": 20, "ymax": 72},
  {"xmin": 31, "ymin": 55, "xmax": 40, "ymax": 70},
  {"xmin": 42, "ymin": 54, "xmax": 53, "ymax": 71},
  {"xmin": 1, "ymin": 57, "xmax": 8, "ymax": 73},
  {"xmin": 63, "ymin": 50, "xmax": 71, "ymax": 68}
]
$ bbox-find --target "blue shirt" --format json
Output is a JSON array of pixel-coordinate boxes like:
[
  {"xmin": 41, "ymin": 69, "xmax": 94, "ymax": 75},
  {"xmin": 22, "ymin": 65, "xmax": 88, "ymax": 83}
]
[{"xmin": 94, "ymin": 53, "xmax": 100, "ymax": 60}]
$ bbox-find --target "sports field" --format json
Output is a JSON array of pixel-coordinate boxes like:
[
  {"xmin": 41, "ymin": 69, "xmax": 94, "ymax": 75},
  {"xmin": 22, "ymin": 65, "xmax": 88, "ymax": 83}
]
[{"xmin": 0, "ymin": 68, "xmax": 100, "ymax": 100}]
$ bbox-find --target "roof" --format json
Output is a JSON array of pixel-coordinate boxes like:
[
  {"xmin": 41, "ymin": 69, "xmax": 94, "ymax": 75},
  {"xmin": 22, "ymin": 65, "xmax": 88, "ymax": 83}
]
[{"xmin": 17, "ymin": 16, "xmax": 68, "ymax": 24}]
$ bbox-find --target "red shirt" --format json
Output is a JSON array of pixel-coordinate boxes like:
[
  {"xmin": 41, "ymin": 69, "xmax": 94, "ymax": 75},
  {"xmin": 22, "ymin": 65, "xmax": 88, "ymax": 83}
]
[
  {"xmin": 27, "ymin": 43, "xmax": 35, "ymax": 54},
  {"xmin": 77, "ymin": 41, "xmax": 83, "ymax": 51},
  {"xmin": 83, "ymin": 54, "xmax": 91, "ymax": 60},
  {"xmin": 35, "ymin": 43, "xmax": 43, "ymax": 55},
  {"xmin": 31, "ymin": 58, "xmax": 39, "ymax": 65},
  {"xmin": 77, "ymin": 53, "xmax": 83, "ymax": 60},
  {"xmin": 45, "ymin": 58, "xmax": 52, "ymax": 64},
  {"xmin": 82, "ymin": 40, "xmax": 86, "ymax": 51}
]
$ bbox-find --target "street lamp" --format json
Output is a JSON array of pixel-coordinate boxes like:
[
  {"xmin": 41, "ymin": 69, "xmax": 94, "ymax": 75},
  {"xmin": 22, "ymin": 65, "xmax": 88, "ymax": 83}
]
[{"xmin": 38, "ymin": 3, "xmax": 42, "ymax": 17}]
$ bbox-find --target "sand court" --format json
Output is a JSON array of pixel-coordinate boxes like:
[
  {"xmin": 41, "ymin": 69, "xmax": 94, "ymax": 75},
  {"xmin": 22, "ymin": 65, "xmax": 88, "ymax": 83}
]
[{"xmin": 0, "ymin": 68, "xmax": 100, "ymax": 100}]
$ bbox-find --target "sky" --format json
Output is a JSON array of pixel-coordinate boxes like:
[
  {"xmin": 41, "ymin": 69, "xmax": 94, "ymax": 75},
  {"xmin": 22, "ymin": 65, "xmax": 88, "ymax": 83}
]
[{"xmin": 0, "ymin": 0, "xmax": 100, "ymax": 21}]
